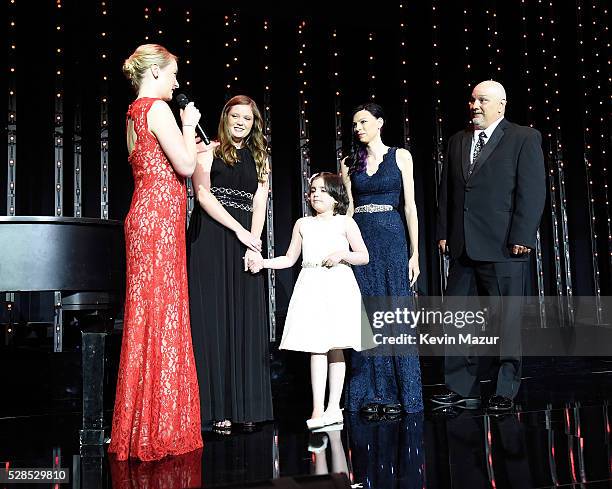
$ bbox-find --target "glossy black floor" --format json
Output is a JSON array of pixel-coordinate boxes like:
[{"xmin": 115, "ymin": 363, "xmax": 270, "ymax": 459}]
[{"xmin": 2, "ymin": 357, "xmax": 612, "ymax": 488}]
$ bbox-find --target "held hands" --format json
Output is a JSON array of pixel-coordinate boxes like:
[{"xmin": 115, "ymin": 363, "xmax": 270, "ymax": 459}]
[
  {"xmin": 244, "ymin": 249, "xmax": 264, "ymax": 274},
  {"xmin": 235, "ymin": 227, "xmax": 262, "ymax": 253},
  {"xmin": 510, "ymin": 244, "xmax": 532, "ymax": 256},
  {"xmin": 409, "ymin": 254, "xmax": 420, "ymax": 287},
  {"xmin": 180, "ymin": 102, "xmax": 201, "ymax": 128},
  {"xmin": 322, "ymin": 251, "xmax": 346, "ymax": 268}
]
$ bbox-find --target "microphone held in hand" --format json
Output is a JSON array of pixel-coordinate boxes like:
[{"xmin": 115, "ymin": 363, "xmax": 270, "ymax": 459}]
[{"xmin": 175, "ymin": 93, "xmax": 210, "ymax": 145}]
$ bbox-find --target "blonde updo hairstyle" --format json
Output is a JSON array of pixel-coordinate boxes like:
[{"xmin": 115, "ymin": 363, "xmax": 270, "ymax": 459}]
[{"xmin": 122, "ymin": 44, "xmax": 177, "ymax": 92}]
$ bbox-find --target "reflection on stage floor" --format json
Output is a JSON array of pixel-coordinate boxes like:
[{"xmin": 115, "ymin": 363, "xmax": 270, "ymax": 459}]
[{"xmin": 1, "ymin": 366, "xmax": 612, "ymax": 488}]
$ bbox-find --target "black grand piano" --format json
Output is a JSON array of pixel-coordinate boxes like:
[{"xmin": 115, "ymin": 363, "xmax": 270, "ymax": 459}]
[{"xmin": 0, "ymin": 216, "xmax": 125, "ymax": 446}]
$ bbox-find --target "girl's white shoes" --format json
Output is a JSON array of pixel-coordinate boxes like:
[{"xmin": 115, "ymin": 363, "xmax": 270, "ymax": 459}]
[
  {"xmin": 307, "ymin": 433, "xmax": 329, "ymax": 453},
  {"xmin": 306, "ymin": 408, "xmax": 344, "ymax": 430}
]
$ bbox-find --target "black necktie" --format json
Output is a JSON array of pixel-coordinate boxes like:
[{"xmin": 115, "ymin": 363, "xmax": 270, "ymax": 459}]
[{"xmin": 469, "ymin": 131, "xmax": 487, "ymax": 176}]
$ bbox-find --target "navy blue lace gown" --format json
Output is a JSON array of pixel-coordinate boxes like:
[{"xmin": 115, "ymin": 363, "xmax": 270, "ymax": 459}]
[{"xmin": 345, "ymin": 147, "xmax": 423, "ymax": 413}]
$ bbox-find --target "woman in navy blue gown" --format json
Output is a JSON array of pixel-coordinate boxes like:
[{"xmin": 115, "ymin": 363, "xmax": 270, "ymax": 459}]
[{"xmin": 341, "ymin": 103, "xmax": 423, "ymax": 415}]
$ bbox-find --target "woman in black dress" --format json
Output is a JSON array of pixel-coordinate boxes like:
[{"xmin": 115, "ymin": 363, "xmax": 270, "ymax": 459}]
[{"xmin": 187, "ymin": 95, "xmax": 273, "ymax": 431}]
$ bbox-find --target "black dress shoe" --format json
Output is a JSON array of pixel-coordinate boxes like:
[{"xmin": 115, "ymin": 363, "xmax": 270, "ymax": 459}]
[
  {"xmin": 380, "ymin": 403, "xmax": 402, "ymax": 415},
  {"xmin": 211, "ymin": 426, "xmax": 232, "ymax": 436},
  {"xmin": 430, "ymin": 389, "xmax": 481, "ymax": 409},
  {"xmin": 379, "ymin": 412, "xmax": 402, "ymax": 422},
  {"xmin": 360, "ymin": 403, "xmax": 380, "ymax": 415},
  {"xmin": 361, "ymin": 412, "xmax": 381, "ymax": 422},
  {"xmin": 487, "ymin": 395, "xmax": 514, "ymax": 412},
  {"xmin": 428, "ymin": 405, "xmax": 462, "ymax": 419},
  {"xmin": 239, "ymin": 421, "xmax": 260, "ymax": 433}
]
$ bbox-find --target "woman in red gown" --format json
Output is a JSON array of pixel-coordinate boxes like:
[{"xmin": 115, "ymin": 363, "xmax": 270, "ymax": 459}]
[{"xmin": 109, "ymin": 44, "xmax": 213, "ymax": 461}]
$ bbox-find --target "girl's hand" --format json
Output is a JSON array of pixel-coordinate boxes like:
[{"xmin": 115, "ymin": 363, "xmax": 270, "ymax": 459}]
[
  {"xmin": 322, "ymin": 251, "xmax": 346, "ymax": 268},
  {"xmin": 244, "ymin": 249, "xmax": 264, "ymax": 273},
  {"xmin": 235, "ymin": 228, "xmax": 262, "ymax": 252},
  {"xmin": 196, "ymin": 136, "xmax": 219, "ymax": 154},
  {"xmin": 409, "ymin": 254, "xmax": 420, "ymax": 287},
  {"xmin": 195, "ymin": 137, "xmax": 219, "ymax": 170}
]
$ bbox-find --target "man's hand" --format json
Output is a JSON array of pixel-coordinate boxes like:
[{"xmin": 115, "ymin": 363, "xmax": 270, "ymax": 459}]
[
  {"xmin": 438, "ymin": 240, "xmax": 448, "ymax": 255},
  {"xmin": 510, "ymin": 244, "xmax": 531, "ymax": 256}
]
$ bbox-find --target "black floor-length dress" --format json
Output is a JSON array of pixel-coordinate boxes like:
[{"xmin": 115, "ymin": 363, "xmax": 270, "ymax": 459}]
[{"xmin": 187, "ymin": 147, "xmax": 273, "ymax": 424}]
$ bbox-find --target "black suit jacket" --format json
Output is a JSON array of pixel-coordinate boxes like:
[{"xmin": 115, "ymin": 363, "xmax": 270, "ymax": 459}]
[{"xmin": 436, "ymin": 118, "xmax": 546, "ymax": 261}]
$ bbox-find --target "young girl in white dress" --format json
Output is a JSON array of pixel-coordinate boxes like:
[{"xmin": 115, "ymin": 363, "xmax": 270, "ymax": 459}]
[{"xmin": 262, "ymin": 172, "xmax": 373, "ymax": 430}]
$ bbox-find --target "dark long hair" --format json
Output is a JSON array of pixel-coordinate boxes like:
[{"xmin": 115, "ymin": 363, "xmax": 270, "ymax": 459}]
[
  {"xmin": 345, "ymin": 103, "xmax": 385, "ymax": 175},
  {"xmin": 309, "ymin": 172, "xmax": 349, "ymax": 215}
]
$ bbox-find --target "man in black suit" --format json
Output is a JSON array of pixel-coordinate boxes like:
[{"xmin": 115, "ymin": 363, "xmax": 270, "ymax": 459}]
[{"xmin": 433, "ymin": 80, "xmax": 546, "ymax": 412}]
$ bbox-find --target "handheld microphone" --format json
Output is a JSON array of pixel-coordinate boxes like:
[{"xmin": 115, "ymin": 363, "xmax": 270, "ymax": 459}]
[{"xmin": 175, "ymin": 93, "xmax": 210, "ymax": 145}]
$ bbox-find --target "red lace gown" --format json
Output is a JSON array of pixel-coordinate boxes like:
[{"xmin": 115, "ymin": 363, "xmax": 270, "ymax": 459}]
[{"xmin": 109, "ymin": 97, "xmax": 203, "ymax": 461}]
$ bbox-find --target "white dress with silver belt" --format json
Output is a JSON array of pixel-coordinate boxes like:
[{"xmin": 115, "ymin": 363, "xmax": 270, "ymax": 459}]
[{"xmin": 279, "ymin": 215, "xmax": 374, "ymax": 353}]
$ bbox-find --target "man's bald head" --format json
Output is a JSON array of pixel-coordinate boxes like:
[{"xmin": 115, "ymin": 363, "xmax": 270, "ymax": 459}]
[
  {"xmin": 469, "ymin": 80, "xmax": 507, "ymax": 129},
  {"xmin": 474, "ymin": 80, "xmax": 507, "ymax": 100}
]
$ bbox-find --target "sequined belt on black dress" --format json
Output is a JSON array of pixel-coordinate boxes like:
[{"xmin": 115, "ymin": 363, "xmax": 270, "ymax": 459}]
[{"xmin": 211, "ymin": 186, "xmax": 254, "ymax": 212}]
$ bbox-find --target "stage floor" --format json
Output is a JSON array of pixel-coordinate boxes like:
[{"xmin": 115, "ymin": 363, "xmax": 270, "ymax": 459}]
[{"xmin": 2, "ymin": 365, "xmax": 612, "ymax": 489}]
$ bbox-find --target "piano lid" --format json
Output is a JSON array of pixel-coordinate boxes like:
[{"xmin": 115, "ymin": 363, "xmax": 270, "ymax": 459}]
[{"xmin": 0, "ymin": 216, "xmax": 125, "ymax": 292}]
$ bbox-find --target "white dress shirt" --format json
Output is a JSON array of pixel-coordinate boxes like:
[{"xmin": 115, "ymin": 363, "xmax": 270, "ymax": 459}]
[{"xmin": 470, "ymin": 116, "xmax": 504, "ymax": 164}]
